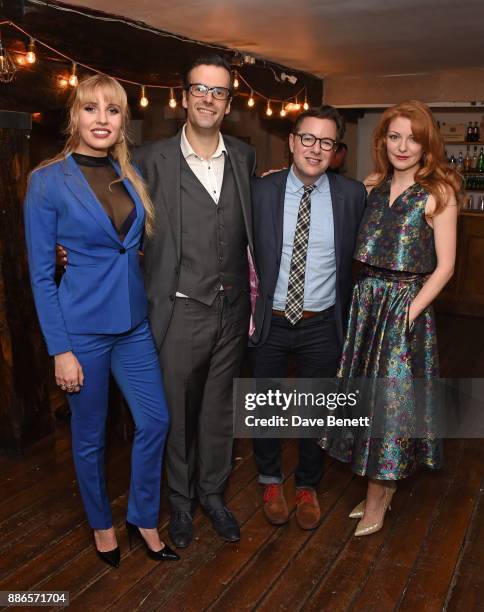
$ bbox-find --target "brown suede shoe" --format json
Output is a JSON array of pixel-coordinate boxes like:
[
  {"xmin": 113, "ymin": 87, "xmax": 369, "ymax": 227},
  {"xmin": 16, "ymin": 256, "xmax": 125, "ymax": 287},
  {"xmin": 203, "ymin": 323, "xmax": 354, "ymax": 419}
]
[
  {"xmin": 295, "ymin": 488, "xmax": 321, "ymax": 530},
  {"xmin": 262, "ymin": 484, "xmax": 289, "ymax": 525}
]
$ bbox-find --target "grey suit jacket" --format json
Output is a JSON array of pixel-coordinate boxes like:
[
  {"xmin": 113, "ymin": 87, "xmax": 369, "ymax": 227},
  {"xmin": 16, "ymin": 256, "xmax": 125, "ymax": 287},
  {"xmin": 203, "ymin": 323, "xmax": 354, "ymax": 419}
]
[{"xmin": 133, "ymin": 131, "xmax": 256, "ymax": 350}]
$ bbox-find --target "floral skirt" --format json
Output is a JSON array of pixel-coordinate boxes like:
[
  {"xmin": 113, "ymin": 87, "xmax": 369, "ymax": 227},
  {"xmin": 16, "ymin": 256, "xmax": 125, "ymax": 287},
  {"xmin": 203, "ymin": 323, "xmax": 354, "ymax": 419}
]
[{"xmin": 319, "ymin": 265, "xmax": 443, "ymax": 480}]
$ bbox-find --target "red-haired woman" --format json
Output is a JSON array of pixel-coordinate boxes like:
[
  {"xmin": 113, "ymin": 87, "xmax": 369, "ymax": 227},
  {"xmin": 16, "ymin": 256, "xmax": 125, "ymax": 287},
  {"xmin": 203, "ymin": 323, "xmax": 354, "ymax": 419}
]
[{"xmin": 320, "ymin": 100, "xmax": 463, "ymax": 536}]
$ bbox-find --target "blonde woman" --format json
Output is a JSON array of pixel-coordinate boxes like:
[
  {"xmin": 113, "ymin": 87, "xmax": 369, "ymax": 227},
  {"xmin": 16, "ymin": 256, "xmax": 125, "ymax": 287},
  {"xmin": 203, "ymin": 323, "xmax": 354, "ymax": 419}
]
[{"xmin": 24, "ymin": 75, "xmax": 178, "ymax": 566}]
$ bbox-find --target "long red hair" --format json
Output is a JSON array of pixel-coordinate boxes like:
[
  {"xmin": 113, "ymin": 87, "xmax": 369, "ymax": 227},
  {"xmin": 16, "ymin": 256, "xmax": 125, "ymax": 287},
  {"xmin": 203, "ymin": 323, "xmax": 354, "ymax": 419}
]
[{"xmin": 368, "ymin": 100, "xmax": 464, "ymax": 214}]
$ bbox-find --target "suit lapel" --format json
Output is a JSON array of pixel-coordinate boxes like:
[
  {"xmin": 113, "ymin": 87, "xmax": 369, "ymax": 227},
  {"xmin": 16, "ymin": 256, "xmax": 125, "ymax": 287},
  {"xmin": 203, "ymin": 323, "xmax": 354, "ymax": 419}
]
[
  {"xmin": 226, "ymin": 141, "xmax": 254, "ymax": 256},
  {"xmin": 111, "ymin": 160, "xmax": 144, "ymax": 247},
  {"xmin": 327, "ymin": 171, "xmax": 344, "ymax": 276},
  {"xmin": 272, "ymin": 170, "xmax": 290, "ymax": 265},
  {"xmin": 157, "ymin": 136, "xmax": 182, "ymax": 260},
  {"xmin": 63, "ymin": 155, "xmax": 121, "ymax": 245}
]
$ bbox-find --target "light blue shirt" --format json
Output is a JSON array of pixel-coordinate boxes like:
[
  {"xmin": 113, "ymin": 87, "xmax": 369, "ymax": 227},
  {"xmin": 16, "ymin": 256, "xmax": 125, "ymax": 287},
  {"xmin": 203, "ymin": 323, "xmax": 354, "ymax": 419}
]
[{"xmin": 273, "ymin": 166, "xmax": 336, "ymax": 312}]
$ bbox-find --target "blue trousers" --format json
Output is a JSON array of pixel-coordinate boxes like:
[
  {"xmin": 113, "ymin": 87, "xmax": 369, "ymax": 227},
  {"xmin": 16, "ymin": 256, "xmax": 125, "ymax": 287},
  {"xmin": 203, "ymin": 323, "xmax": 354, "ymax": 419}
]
[{"xmin": 66, "ymin": 319, "xmax": 169, "ymax": 529}]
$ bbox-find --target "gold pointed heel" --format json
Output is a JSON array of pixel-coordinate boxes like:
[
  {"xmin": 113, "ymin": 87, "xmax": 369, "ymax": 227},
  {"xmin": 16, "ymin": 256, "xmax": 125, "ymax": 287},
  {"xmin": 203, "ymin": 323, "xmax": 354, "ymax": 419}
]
[
  {"xmin": 354, "ymin": 485, "xmax": 395, "ymax": 537},
  {"xmin": 349, "ymin": 500, "xmax": 366, "ymax": 519}
]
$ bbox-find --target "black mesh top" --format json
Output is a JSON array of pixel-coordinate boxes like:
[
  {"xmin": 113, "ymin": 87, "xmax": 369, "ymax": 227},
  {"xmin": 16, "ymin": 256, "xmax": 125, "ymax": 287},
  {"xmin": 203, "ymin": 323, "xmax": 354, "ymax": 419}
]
[{"xmin": 72, "ymin": 152, "xmax": 136, "ymax": 241}]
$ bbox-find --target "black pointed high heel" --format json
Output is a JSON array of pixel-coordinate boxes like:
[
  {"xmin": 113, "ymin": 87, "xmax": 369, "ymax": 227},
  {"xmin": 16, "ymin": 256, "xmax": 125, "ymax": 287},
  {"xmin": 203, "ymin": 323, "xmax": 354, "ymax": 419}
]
[
  {"xmin": 96, "ymin": 546, "xmax": 120, "ymax": 568},
  {"xmin": 126, "ymin": 520, "xmax": 180, "ymax": 561}
]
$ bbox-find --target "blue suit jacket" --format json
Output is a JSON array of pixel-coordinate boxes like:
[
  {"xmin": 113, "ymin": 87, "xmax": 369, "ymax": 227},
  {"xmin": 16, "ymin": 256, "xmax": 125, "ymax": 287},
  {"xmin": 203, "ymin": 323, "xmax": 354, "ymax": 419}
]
[{"xmin": 24, "ymin": 154, "xmax": 147, "ymax": 356}]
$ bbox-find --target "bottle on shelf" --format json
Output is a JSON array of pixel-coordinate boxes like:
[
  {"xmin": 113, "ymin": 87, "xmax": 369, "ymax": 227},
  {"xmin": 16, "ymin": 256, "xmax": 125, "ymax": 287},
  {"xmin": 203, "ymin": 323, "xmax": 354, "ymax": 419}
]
[
  {"xmin": 474, "ymin": 122, "xmax": 480, "ymax": 142},
  {"xmin": 466, "ymin": 174, "xmax": 484, "ymax": 191},
  {"xmin": 472, "ymin": 146, "xmax": 478, "ymax": 170},
  {"xmin": 464, "ymin": 146, "xmax": 471, "ymax": 172},
  {"xmin": 466, "ymin": 122, "xmax": 473, "ymax": 142},
  {"xmin": 448, "ymin": 153, "xmax": 457, "ymax": 169},
  {"xmin": 478, "ymin": 147, "xmax": 484, "ymax": 173},
  {"xmin": 456, "ymin": 151, "xmax": 464, "ymax": 172}
]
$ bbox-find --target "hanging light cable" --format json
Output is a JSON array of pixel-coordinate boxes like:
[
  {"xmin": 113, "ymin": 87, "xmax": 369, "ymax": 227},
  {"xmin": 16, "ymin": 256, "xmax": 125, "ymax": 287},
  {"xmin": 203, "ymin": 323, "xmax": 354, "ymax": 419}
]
[
  {"xmin": 139, "ymin": 85, "xmax": 149, "ymax": 107},
  {"xmin": 68, "ymin": 62, "xmax": 78, "ymax": 87},
  {"xmin": 168, "ymin": 87, "xmax": 177, "ymax": 108},
  {"xmin": 26, "ymin": 38, "xmax": 36, "ymax": 64}
]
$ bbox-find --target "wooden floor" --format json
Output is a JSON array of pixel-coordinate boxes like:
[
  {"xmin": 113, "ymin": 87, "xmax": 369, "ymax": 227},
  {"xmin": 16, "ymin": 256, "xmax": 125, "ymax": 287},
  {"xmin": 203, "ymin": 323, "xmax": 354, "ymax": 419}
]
[{"xmin": 0, "ymin": 314, "xmax": 483, "ymax": 612}]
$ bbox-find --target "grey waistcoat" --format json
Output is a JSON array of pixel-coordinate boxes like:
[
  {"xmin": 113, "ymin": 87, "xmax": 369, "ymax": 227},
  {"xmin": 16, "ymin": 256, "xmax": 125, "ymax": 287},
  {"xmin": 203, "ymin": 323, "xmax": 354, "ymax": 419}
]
[{"xmin": 178, "ymin": 154, "xmax": 248, "ymax": 305}]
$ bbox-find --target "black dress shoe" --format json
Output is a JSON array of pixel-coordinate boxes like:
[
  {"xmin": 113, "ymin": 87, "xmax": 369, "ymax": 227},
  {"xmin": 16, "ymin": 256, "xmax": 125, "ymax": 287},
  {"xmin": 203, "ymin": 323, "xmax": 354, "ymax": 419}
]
[
  {"xmin": 205, "ymin": 507, "xmax": 240, "ymax": 542},
  {"xmin": 96, "ymin": 546, "xmax": 120, "ymax": 568},
  {"xmin": 169, "ymin": 511, "xmax": 193, "ymax": 548},
  {"xmin": 126, "ymin": 521, "xmax": 180, "ymax": 561}
]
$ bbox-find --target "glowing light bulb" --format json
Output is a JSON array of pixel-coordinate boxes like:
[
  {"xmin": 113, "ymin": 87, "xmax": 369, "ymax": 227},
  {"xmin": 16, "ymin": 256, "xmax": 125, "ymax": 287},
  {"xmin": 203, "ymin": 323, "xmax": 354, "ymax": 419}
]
[
  {"xmin": 303, "ymin": 100, "xmax": 309, "ymax": 110},
  {"xmin": 68, "ymin": 63, "xmax": 78, "ymax": 87},
  {"xmin": 280, "ymin": 104, "xmax": 286, "ymax": 117},
  {"xmin": 294, "ymin": 102, "xmax": 301, "ymax": 111},
  {"xmin": 233, "ymin": 71, "xmax": 239, "ymax": 89},
  {"xmin": 58, "ymin": 77, "xmax": 68, "ymax": 88},
  {"xmin": 16, "ymin": 55, "xmax": 26, "ymax": 65},
  {"xmin": 266, "ymin": 101, "xmax": 273, "ymax": 116},
  {"xmin": 140, "ymin": 85, "xmax": 149, "ymax": 108},
  {"xmin": 26, "ymin": 39, "xmax": 36, "ymax": 64},
  {"xmin": 248, "ymin": 92, "xmax": 255, "ymax": 107},
  {"xmin": 286, "ymin": 102, "xmax": 294, "ymax": 112},
  {"xmin": 168, "ymin": 88, "xmax": 177, "ymax": 108}
]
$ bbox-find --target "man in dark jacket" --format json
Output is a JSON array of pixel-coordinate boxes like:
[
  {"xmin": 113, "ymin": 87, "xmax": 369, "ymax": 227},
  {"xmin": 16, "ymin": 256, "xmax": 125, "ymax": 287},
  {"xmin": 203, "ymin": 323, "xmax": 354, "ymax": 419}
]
[{"xmin": 249, "ymin": 106, "xmax": 366, "ymax": 530}]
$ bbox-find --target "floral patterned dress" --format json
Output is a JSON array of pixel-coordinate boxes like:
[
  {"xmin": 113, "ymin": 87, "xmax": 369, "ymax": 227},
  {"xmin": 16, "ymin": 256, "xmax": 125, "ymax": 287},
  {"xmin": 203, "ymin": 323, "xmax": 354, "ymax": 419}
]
[{"xmin": 319, "ymin": 177, "xmax": 442, "ymax": 480}]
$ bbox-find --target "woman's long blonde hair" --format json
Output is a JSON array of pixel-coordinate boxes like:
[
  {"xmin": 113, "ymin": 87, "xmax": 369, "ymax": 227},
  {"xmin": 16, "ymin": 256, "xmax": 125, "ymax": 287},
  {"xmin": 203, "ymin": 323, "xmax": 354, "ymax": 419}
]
[
  {"xmin": 34, "ymin": 74, "xmax": 155, "ymax": 236},
  {"xmin": 368, "ymin": 100, "xmax": 464, "ymax": 214}
]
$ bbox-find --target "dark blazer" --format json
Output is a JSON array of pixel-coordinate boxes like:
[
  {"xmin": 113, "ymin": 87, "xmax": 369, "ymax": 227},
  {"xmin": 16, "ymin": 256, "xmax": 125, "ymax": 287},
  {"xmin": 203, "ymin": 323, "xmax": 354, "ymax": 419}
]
[
  {"xmin": 24, "ymin": 154, "xmax": 148, "ymax": 356},
  {"xmin": 133, "ymin": 131, "xmax": 256, "ymax": 350},
  {"xmin": 250, "ymin": 168, "xmax": 366, "ymax": 348}
]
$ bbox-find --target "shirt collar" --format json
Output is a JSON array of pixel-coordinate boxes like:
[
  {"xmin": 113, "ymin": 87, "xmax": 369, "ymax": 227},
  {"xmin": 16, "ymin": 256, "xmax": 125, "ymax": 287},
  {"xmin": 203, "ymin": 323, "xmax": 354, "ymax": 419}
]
[
  {"xmin": 180, "ymin": 124, "xmax": 227, "ymax": 161},
  {"xmin": 287, "ymin": 165, "xmax": 327, "ymax": 195}
]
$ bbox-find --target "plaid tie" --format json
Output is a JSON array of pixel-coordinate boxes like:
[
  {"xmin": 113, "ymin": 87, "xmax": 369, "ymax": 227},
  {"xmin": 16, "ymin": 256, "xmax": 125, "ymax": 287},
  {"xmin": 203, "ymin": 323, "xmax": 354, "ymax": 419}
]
[{"xmin": 285, "ymin": 184, "xmax": 315, "ymax": 325}]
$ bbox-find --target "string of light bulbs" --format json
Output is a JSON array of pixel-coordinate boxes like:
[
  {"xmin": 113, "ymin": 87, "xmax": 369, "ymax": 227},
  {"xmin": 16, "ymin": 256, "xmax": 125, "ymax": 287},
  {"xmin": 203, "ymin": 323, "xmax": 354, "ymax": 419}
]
[
  {"xmin": 0, "ymin": 19, "xmax": 312, "ymax": 114},
  {"xmin": 232, "ymin": 70, "xmax": 309, "ymax": 116}
]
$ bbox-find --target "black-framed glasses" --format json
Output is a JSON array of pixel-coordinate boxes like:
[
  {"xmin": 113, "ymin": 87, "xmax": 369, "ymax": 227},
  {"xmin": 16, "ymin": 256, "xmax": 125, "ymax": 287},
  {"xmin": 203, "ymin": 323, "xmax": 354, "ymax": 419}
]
[
  {"xmin": 294, "ymin": 132, "xmax": 338, "ymax": 151},
  {"xmin": 187, "ymin": 83, "xmax": 231, "ymax": 101}
]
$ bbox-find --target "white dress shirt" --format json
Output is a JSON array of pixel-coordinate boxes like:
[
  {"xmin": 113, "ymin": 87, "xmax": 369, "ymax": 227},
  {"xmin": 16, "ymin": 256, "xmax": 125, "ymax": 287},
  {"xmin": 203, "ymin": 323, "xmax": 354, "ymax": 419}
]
[{"xmin": 180, "ymin": 124, "xmax": 226, "ymax": 204}]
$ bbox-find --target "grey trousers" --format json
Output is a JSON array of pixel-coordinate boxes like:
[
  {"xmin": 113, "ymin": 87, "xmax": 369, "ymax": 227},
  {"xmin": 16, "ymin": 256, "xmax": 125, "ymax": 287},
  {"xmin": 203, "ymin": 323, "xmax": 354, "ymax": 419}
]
[{"xmin": 159, "ymin": 292, "xmax": 250, "ymax": 512}]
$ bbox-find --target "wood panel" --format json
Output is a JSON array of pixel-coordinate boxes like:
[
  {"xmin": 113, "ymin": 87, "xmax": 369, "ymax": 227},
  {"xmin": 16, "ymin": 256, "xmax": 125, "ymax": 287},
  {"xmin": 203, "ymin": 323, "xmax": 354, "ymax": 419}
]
[
  {"xmin": 436, "ymin": 213, "xmax": 484, "ymax": 317},
  {"xmin": 0, "ymin": 111, "xmax": 53, "ymax": 453}
]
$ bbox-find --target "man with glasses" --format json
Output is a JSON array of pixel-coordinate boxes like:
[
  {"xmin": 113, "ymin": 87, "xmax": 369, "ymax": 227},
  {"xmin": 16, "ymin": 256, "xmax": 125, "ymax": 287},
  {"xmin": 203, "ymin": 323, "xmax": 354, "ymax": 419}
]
[
  {"xmin": 249, "ymin": 106, "xmax": 366, "ymax": 530},
  {"xmin": 133, "ymin": 55, "xmax": 256, "ymax": 548}
]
